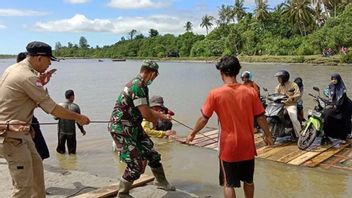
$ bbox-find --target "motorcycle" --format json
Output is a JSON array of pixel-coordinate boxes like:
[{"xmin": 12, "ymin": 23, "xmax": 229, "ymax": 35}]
[
  {"xmin": 297, "ymin": 87, "xmax": 332, "ymax": 150},
  {"xmin": 263, "ymin": 88, "xmax": 295, "ymax": 142}
]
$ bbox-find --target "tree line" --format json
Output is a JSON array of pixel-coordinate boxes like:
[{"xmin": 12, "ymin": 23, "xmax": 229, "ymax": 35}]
[{"xmin": 54, "ymin": 0, "xmax": 352, "ymax": 63}]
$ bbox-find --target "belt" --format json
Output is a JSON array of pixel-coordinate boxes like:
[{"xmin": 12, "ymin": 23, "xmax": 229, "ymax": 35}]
[{"xmin": 0, "ymin": 131, "xmax": 30, "ymax": 144}]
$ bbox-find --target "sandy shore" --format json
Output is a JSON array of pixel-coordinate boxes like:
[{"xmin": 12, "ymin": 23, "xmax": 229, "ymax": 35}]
[{"xmin": 0, "ymin": 158, "xmax": 199, "ymax": 198}]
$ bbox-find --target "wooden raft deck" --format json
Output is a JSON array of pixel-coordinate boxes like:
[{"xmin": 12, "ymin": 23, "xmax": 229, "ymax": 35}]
[{"xmin": 178, "ymin": 130, "xmax": 352, "ymax": 171}]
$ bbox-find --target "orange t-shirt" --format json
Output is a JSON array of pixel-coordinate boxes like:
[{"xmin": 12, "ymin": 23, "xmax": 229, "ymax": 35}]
[{"xmin": 201, "ymin": 83, "xmax": 264, "ymax": 162}]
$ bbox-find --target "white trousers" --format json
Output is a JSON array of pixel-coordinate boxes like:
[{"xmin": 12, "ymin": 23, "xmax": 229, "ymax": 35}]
[{"xmin": 285, "ymin": 105, "xmax": 302, "ymax": 136}]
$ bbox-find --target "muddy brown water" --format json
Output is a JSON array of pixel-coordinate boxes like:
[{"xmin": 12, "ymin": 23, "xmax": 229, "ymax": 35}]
[{"xmin": 1, "ymin": 59, "xmax": 351, "ymax": 197}]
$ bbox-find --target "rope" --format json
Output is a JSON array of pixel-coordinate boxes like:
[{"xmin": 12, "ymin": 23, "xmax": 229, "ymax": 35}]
[
  {"xmin": 63, "ymin": 186, "xmax": 98, "ymax": 198},
  {"xmin": 0, "ymin": 120, "xmax": 111, "ymax": 126},
  {"xmin": 171, "ymin": 118, "xmax": 217, "ymax": 142}
]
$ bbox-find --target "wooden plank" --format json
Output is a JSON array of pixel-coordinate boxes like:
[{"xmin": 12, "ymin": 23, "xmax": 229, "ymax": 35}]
[
  {"xmin": 277, "ymin": 149, "xmax": 307, "ymax": 163},
  {"xmin": 338, "ymin": 148, "xmax": 352, "ymax": 163},
  {"xmin": 254, "ymin": 135, "xmax": 263, "ymax": 142},
  {"xmin": 287, "ymin": 144, "xmax": 333, "ymax": 166},
  {"xmin": 191, "ymin": 137, "xmax": 207, "ymax": 144},
  {"xmin": 192, "ymin": 134, "xmax": 218, "ymax": 145},
  {"xmin": 255, "ymin": 140, "xmax": 266, "ymax": 149},
  {"xmin": 194, "ymin": 133, "xmax": 218, "ymax": 142},
  {"xmin": 256, "ymin": 145, "xmax": 274, "ymax": 156},
  {"xmin": 205, "ymin": 142, "xmax": 218, "ymax": 149},
  {"xmin": 196, "ymin": 138, "xmax": 218, "ymax": 147},
  {"xmin": 174, "ymin": 131, "xmax": 218, "ymax": 145},
  {"xmin": 175, "ymin": 137, "xmax": 186, "ymax": 143},
  {"xmin": 321, "ymin": 164, "xmax": 352, "ymax": 171},
  {"xmin": 195, "ymin": 130, "xmax": 218, "ymax": 139},
  {"xmin": 255, "ymin": 138, "xmax": 264, "ymax": 145},
  {"xmin": 175, "ymin": 131, "xmax": 218, "ymax": 145},
  {"xmin": 202, "ymin": 130, "xmax": 219, "ymax": 136},
  {"xmin": 258, "ymin": 144, "xmax": 291, "ymax": 159},
  {"xmin": 191, "ymin": 131, "xmax": 218, "ymax": 143},
  {"xmin": 267, "ymin": 144, "xmax": 300, "ymax": 161},
  {"xmin": 256, "ymin": 142, "xmax": 291, "ymax": 156},
  {"xmin": 304, "ymin": 143, "xmax": 351, "ymax": 167},
  {"xmin": 74, "ymin": 174, "xmax": 154, "ymax": 198},
  {"xmin": 185, "ymin": 130, "xmax": 217, "ymax": 142}
]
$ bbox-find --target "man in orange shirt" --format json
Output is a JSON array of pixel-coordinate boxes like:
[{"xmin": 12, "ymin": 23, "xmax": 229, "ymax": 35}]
[{"xmin": 186, "ymin": 56, "xmax": 273, "ymax": 198}]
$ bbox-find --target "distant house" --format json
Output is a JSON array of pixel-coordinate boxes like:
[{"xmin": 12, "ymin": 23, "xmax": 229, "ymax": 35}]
[{"xmin": 167, "ymin": 52, "xmax": 179, "ymax": 57}]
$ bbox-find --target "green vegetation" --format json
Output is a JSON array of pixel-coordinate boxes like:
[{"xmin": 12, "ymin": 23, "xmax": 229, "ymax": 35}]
[
  {"xmin": 0, "ymin": 55, "xmax": 15, "ymax": 58},
  {"xmin": 53, "ymin": 1, "xmax": 352, "ymax": 64}
]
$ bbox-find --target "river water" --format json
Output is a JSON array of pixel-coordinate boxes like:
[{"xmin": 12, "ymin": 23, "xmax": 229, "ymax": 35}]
[{"xmin": 0, "ymin": 58, "xmax": 351, "ymax": 197}]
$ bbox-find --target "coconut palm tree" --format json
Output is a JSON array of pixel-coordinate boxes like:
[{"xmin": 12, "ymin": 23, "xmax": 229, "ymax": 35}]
[
  {"xmin": 184, "ymin": 21, "xmax": 193, "ymax": 32},
  {"xmin": 254, "ymin": 0, "xmax": 270, "ymax": 23},
  {"xmin": 282, "ymin": 0, "xmax": 315, "ymax": 36},
  {"xmin": 313, "ymin": 2, "xmax": 327, "ymax": 27},
  {"xmin": 218, "ymin": 4, "xmax": 232, "ymax": 25},
  {"xmin": 128, "ymin": 29, "xmax": 137, "ymax": 40},
  {"xmin": 232, "ymin": 0, "xmax": 247, "ymax": 22},
  {"xmin": 321, "ymin": 0, "xmax": 350, "ymax": 18},
  {"xmin": 200, "ymin": 14, "xmax": 214, "ymax": 35}
]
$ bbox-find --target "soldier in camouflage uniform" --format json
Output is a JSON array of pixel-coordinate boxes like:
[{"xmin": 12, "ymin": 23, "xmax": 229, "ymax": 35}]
[{"xmin": 108, "ymin": 60, "xmax": 175, "ymax": 198}]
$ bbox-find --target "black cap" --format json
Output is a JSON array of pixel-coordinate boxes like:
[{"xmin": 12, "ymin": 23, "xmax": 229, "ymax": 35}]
[{"xmin": 26, "ymin": 41, "xmax": 58, "ymax": 61}]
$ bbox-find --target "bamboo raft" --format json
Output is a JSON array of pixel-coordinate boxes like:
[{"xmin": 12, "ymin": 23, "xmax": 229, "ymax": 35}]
[{"xmin": 178, "ymin": 130, "xmax": 352, "ymax": 171}]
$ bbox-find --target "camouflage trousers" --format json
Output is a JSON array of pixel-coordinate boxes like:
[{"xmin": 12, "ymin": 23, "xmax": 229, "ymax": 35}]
[{"xmin": 109, "ymin": 122, "xmax": 161, "ymax": 181}]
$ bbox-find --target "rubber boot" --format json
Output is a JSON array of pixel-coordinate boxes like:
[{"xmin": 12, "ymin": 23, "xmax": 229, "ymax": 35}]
[
  {"xmin": 117, "ymin": 177, "xmax": 134, "ymax": 198},
  {"xmin": 151, "ymin": 166, "xmax": 176, "ymax": 191},
  {"xmin": 321, "ymin": 136, "xmax": 332, "ymax": 146}
]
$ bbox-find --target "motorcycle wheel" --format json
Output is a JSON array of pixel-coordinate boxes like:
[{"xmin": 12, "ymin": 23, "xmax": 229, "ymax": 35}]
[{"xmin": 297, "ymin": 124, "xmax": 317, "ymax": 150}]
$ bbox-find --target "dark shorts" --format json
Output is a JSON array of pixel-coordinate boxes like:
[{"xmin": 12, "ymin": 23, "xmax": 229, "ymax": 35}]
[{"xmin": 219, "ymin": 159, "xmax": 255, "ymax": 188}]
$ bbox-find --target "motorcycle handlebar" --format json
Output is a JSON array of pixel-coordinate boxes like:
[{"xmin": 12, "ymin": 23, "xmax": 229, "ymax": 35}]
[
  {"xmin": 309, "ymin": 93, "xmax": 331, "ymax": 105},
  {"xmin": 308, "ymin": 93, "xmax": 316, "ymax": 98}
]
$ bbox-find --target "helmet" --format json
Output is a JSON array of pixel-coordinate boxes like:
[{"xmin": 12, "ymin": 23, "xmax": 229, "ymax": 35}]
[
  {"xmin": 294, "ymin": 77, "xmax": 303, "ymax": 89},
  {"xmin": 274, "ymin": 70, "xmax": 290, "ymax": 82},
  {"xmin": 241, "ymin": 71, "xmax": 253, "ymax": 80},
  {"xmin": 141, "ymin": 60, "xmax": 159, "ymax": 72}
]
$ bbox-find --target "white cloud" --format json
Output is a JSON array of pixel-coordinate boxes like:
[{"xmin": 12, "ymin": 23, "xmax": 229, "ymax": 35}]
[
  {"xmin": 33, "ymin": 14, "xmax": 207, "ymax": 35},
  {"xmin": 0, "ymin": 9, "xmax": 47, "ymax": 17},
  {"xmin": 107, "ymin": 0, "xmax": 167, "ymax": 9},
  {"xmin": 244, "ymin": 0, "xmax": 256, "ymax": 5},
  {"xmin": 0, "ymin": 24, "xmax": 7, "ymax": 30},
  {"xmin": 64, "ymin": 0, "xmax": 90, "ymax": 4}
]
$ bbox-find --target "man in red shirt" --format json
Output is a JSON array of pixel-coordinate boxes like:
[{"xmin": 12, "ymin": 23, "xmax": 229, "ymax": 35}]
[{"xmin": 186, "ymin": 56, "xmax": 273, "ymax": 198}]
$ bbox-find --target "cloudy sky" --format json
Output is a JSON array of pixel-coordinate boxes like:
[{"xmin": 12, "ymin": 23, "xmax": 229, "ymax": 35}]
[{"xmin": 0, "ymin": 0, "xmax": 282, "ymax": 54}]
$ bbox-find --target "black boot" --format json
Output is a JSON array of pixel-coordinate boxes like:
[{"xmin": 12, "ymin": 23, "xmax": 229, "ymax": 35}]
[
  {"xmin": 321, "ymin": 136, "xmax": 332, "ymax": 146},
  {"xmin": 151, "ymin": 166, "xmax": 176, "ymax": 191},
  {"xmin": 117, "ymin": 177, "xmax": 134, "ymax": 198}
]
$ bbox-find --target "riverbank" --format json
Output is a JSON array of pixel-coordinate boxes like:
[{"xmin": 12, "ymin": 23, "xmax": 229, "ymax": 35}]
[
  {"xmin": 159, "ymin": 55, "xmax": 351, "ymax": 65},
  {"xmin": 0, "ymin": 158, "xmax": 116, "ymax": 197},
  {"xmin": 1, "ymin": 54, "xmax": 351, "ymax": 66},
  {"xmin": 0, "ymin": 157, "xmax": 192, "ymax": 198}
]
